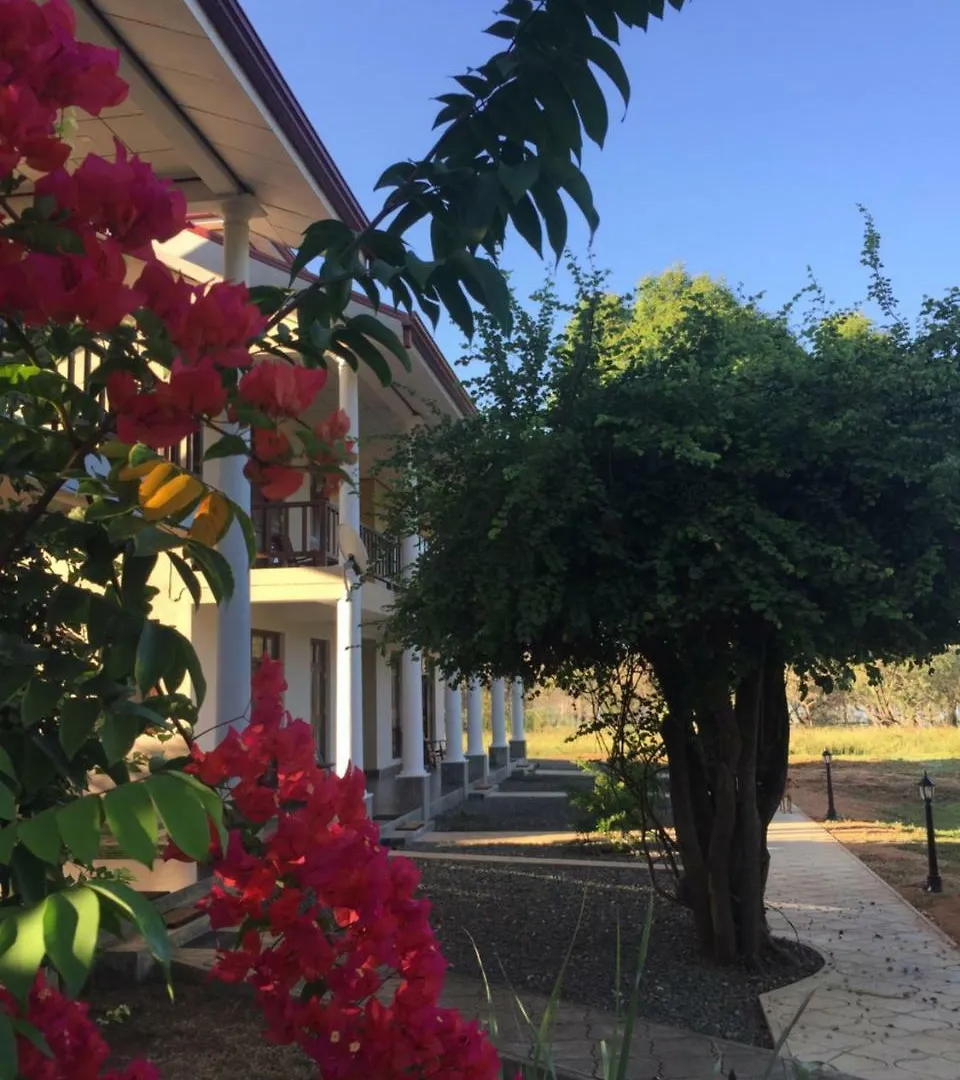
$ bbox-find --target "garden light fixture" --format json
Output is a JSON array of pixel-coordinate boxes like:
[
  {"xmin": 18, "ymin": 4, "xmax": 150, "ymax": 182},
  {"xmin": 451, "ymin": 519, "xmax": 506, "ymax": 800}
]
[
  {"xmin": 822, "ymin": 748, "xmax": 838, "ymax": 821},
  {"xmin": 919, "ymin": 771, "xmax": 942, "ymax": 893}
]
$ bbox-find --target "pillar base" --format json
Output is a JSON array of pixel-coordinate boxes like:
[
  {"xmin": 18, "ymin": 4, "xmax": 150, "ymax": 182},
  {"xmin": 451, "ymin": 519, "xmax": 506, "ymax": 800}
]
[
  {"xmin": 509, "ymin": 739, "xmax": 527, "ymax": 762},
  {"xmin": 440, "ymin": 759, "xmax": 469, "ymax": 795},
  {"xmin": 488, "ymin": 745, "xmax": 509, "ymax": 771},
  {"xmin": 466, "ymin": 753, "xmax": 489, "ymax": 784}
]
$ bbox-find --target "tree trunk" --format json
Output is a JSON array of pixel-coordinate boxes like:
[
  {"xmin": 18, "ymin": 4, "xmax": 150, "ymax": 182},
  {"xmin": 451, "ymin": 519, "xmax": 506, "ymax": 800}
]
[{"xmin": 657, "ymin": 647, "xmax": 791, "ymax": 966}]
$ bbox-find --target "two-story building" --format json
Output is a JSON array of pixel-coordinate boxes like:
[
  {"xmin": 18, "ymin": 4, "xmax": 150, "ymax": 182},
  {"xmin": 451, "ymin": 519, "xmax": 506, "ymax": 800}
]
[{"xmin": 53, "ymin": 0, "xmax": 528, "ymax": 826}]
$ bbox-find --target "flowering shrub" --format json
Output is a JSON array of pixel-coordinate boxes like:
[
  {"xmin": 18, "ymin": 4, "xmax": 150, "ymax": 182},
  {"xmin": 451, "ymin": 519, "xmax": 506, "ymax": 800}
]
[
  {"xmin": 0, "ymin": 976, "xmax": 156, "ymax": 1080},
  {"xmin": 0, "ymin": 0, "xmax": 657, "ymax": 1075},
  {"xmin": 168, "ymin": 657, "xmax": 501, "ymax": 1080}
]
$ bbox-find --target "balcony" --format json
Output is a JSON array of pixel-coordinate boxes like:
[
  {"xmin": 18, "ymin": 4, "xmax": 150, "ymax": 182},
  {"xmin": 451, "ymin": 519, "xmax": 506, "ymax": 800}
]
[{"xmin": 252, "ymin": 498, "xmax": 401, "ymax": 584}]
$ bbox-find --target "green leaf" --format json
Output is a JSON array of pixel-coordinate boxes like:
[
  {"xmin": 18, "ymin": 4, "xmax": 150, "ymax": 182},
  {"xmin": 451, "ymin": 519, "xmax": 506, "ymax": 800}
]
[
  {"xmin": 291, "ymin": 218, "xmax": 355, "ymax": 280},
  {"xmin": 0, "ymin": 747, "xmax": 15, "ymax": 781},
  {"xmin": 509, "ymin": 193, "xmax": 543, "ymax": 256},
  {"xmin": 0, "ymin": 825, "xmax": 16, "ymax": 865},
  {"xmin": 0, "ymin": 781, "xmax": 15, "ymax": 822},
  {"xmin": 131, "ymin": 527, "xmax": 182, "ymax": 557},
  {"xmin": 0, "ymin": 902, "xmax": 46, "ymax": 1001},
  {"xmin": 453, "ymin": 254, "xmax": 513, "ymax": 334},
  {"xmin": 9, "ymin": 1018, "xmax": 51, "ymax": 1064},
  {"xmin": 431, "ymin": 268, "xmax": 475, "ymax": 339},
  {"xmin": 103, "ymin": 781, "xmax": 158, "ymax": 868},
  {"xmin": 135, "ymin": 620, "xmax": 163, "ymax": 696},
  {"xmin": 56, "ymin": 796, "xmax": 103, "ymax": 865},
  {"xmin": 147, "ymin": 774, "xmax": 212, "ymax": 862},
  {"xmin": 555, "ymin": 161, "xmax": 600, "ymax": 235},
  {"xmin": 185, "ymin": 540, "xmax": 235, "ymax": 606},
  {"xmin": 331, "ymin": 328, "xmax": 392, "ymax": 387},
  {"xmin": 59, "ymin": 697, "xmax": 100, "ymax": 760},
  {"xmin": 18, "ymin": 810, "xmax": 61, "ymax": 864},
  {"xmin": 345, "ymin": 313, "xmax": 413, "ymax": 372},
  {"xmin": 0, "ymin": 1014, "xmax": 15, "ymax": 1080},
  {"xmin": 485, "ymin": 18, "xmax": 518, "ymax": 39},
  {"xmin": 531, "ymin": 181, "xmax": 568, "ymax": 262},
  {"xmin": 203, "ymin": 433, "xmax": 249, "ymax": 461},
  {"xmin": 101, "ymin": 711, "xmax": 142, "ymax": 765},
  {"xmin": 21, "ymin": 679, "xmax": 60, "ymax": 728},
  {"xmin": 87, "ymin": 880, "xmax": 171, "ymax": 981},
  {"xmin": 585, "ymin": 35, "xmax": 631, "ymax": 109},
  {"xmin": 247, "ymin": 284, "xmax": 288, "ymax": 316},
  {"xmin": 562, "ymin": 62, "xmax": 609, "ymax": 147},
  {"xmin": 0, "ymin": 669, "xmax": 30, "ymax": 707},
  {"xmin": 43, "ymin": 888, "xmax": 100, "ymax": 997},
  {"xmin": 166, "ymin": 550, "xmax": 202, "ymax": 609},
  {"xmin": 498, "ymin": 159, "xmax": 540, "ymax": 203}
]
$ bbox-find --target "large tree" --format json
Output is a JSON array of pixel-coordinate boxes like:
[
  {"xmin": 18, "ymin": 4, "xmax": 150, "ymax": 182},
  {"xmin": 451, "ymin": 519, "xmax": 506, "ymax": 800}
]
[{"xmin": 386, "ymin": 253, "xmax": 960, "ymax": 965}]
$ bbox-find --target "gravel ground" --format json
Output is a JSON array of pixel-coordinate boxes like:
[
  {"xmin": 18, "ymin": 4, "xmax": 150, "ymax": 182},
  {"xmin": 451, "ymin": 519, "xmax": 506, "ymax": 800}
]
[
  {"xmin": 415, "ymin": 839, "xmax": 644, "ymax": 861},
  {"xmin": 434, "ymin": 794, "xmax": 585, "ymax": 832},
  {"xmin": 419, "ymin": 858, "xmax": 822, "ymax": 1048}
]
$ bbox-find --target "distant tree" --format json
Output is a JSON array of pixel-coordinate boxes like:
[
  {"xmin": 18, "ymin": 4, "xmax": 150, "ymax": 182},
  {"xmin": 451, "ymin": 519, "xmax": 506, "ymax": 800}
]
[{"xmin": 386, "ymin": 241, "xmax": 960, "ymax": 965}]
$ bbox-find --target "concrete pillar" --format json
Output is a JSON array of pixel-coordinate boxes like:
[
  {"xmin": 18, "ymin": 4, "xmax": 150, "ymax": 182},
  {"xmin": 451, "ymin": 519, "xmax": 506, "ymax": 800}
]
[
  {"xmin": 489, "ymin": 678, "xmax": 508, "ymax": 771},
  {"xmin": 441, "ymin": 679, "xmax": 467, "ymax": 794},
  {"xmin": 510, "ymin": 678, "xmax": 527, "ymax": 762},
  {"xmin": 334, "ymin": 359, "xmax": 363, "ymax": 775},
  {"xmin": 399, "ymin": 536, "xmax": 426, "ymax": 779},
  {"xmin": 465, "ymin": 679, "xmax": 487, "ymax": 783},
  {"xmin": 211, "ymin": 197, "xmax": 252, "ymax": 746}
]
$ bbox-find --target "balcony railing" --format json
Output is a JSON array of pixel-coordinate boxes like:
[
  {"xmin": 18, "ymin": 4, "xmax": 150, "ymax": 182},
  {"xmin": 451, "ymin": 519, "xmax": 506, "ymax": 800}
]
[
  {"xmin": 252, "ymin": 498, "xmax": 401, "ymax": 584},
  {"xmin": 361, "ymin": 522, "xmax": 402, "ymax": 584},
  {"xmin": 252, "ymin": 498, "xmax": 339, "ymax": 568}
]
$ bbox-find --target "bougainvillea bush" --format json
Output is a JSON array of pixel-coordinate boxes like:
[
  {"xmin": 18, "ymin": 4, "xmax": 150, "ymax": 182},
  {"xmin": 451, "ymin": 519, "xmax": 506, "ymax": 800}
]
[{"xmin": 0, "ymin": 0, "xmax": 685, "ymax": 1075}]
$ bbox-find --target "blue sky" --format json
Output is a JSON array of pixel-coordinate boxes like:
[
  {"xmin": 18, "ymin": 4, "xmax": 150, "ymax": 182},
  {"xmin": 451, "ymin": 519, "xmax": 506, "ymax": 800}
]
[{"xmin": 241, "ymin": 0, "xmax": 960, "ymax": 360}]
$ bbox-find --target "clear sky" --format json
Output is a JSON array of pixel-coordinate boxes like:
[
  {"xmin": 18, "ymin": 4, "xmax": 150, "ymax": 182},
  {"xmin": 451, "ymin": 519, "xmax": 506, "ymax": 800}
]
[{"xmin": 240, "ymin": 0, "xmax": 960, "ymax": 360}]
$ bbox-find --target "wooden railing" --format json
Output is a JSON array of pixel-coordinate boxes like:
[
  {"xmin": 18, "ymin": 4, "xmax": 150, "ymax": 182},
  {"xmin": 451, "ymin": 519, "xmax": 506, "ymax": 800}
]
[
  {"xmin": 361, "ymin": 522, "xmax": 401, "ymax": 584},
  {"xmin": 251, "ymin": 497, "xmax": 402, "ymax": 583},
  {"xmin": 252, "ymin": 498, "xmax": 339, "ymax": 568}
]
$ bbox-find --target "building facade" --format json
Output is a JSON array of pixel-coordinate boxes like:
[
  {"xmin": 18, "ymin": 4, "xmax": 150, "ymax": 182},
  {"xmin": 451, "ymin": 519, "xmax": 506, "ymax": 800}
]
[{"xmin": 55, "ymin": 0, "xmax": 527, "ymax": 824}]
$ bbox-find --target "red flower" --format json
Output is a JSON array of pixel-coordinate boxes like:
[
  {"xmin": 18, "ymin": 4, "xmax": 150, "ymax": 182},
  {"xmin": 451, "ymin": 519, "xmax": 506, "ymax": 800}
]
[
  {"xmin": 314, "ymin": 407, "xmax": 352, "ymax": 446},
  {"xmin": 176, "ymin": 280, "xmax": 267, "ymax": 369},
  {"xmin": 244, "ymin": 460, "xmax": 302, "ymax": 501},
  {"xmin": 0, "ymin": 974, "xmax": 157, "ymax": 1079},
  {"xmin": 251, "ymin": 426, "xmax": 292, "ymax": 463},
  {"xmin": 36, "ymin": 140, "xmax": 187, "ymax": 253},
  {"xmin": 108, "ymin": 372, "xmax": 196, "ymax": 449},
  {"xmin": 10, "ymin": 233, "xmax": 140, "ymax": 330},
  {"xmin": 238, "ymin": 361, "xmax": 327, "ymax": 419}
]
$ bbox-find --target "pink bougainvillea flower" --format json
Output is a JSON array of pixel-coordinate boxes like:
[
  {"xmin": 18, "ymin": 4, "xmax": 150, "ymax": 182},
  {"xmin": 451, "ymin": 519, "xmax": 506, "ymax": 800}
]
[
  {"xmin": 237, "ymin": 360, "xmax": 327, "ymax": 419},
  {"xmin": 37, "ymin": 139, "xmax": 187, "ymax": 252}
]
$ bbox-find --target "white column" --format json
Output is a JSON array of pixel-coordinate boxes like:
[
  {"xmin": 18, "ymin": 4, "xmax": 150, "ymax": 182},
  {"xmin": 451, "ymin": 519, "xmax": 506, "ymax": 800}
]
[
  {"xmin": 443, "ymin": 680, "xmax": 464, "ymax": 762},
  {"xmin": 466, "ymin": 680, "xmax": 484, "ymax": 757},
  {"xmin": 213, "ymin": 197, "xmax": 252, "ymax": 741},
  {"xmin": 335, "ymin": 359, "xmax": 363, "ymax": 774},
  {"xmin": 490, "ymin": 678, "xmax": 507, "ymax": 749},
  {"xmin": 399, "ymin": 534, "xmax": 425, "ymax": 777},
  {"xmin": 511, "ymin": 679, "xmax": 526, "ymax": 741}
]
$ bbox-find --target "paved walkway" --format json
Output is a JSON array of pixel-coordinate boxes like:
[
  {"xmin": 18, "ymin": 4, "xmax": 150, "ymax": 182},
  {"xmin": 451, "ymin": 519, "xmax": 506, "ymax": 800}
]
[
  {"xmin": 438, "ymin": 970, "xmax": 846, "ymax": 1080},
  {"xmin": 762, "ymin": 811, "xmax": 960, "ymax": 1080}
]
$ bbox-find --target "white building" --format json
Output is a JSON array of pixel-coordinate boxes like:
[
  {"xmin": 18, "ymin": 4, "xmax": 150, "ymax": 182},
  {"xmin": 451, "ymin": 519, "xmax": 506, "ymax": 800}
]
[{"xmin": 57, "ymin": 0, "xmax": 527, "ymax": 824}]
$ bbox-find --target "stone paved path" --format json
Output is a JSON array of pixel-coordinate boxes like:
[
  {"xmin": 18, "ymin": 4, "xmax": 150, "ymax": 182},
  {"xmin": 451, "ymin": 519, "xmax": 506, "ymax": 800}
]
[
  {"xmin": 439, "ymin": 969, "xmax": 850, "ymax": 1079},
  {"xmin": 762, "ymin": 811, "xmax": 960, "ymax": 1080}
]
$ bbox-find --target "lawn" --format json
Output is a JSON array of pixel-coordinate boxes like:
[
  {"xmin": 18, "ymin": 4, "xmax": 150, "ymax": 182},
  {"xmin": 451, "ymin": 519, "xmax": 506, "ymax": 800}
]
[
  {"xmin": 523, "ymin": 726, "xmax": 603, "ymax": 761},
  {"xmin": 789, "ymin": 723, "xmax": 960, "ymax": 762}
]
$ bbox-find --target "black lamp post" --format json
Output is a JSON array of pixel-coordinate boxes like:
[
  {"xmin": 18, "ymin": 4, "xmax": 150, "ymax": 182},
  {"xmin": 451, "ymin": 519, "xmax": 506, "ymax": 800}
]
[
  {"xmin": 822, "ymin": 748, "xmax": 838, "ymax": 821},
  {"xmin": 919, "ymin": 772, "xmax": 942, "ymax": 894}
]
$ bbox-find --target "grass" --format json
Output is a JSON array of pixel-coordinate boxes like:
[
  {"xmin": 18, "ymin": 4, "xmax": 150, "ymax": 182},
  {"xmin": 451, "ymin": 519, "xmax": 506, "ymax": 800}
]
[
  {"xmin": 789, "ymin": 723, "xmax": 960, "ymax": 763},
  {"xmin": 523, "ymin": 726, "xmax": 604, "ymax": 761}
]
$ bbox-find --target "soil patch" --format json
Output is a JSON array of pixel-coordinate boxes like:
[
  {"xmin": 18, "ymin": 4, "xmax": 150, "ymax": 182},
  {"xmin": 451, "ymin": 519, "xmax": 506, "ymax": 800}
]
[
  {"xmin": 787, "ymin": 757, "xmax": 960, "ymax": 945},
  {"xmin": 86, "ymin": 973, "xmax": 316, "ymax": 1079},
  {"xmin": 420, "ymin": 858, "xmax": 822, "ymax": 1048}
]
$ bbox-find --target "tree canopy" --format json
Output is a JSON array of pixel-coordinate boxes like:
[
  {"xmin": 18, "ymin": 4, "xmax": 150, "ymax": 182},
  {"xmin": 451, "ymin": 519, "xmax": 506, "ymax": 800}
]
[{"xmin": 386, "ymin": 251, "xmax": 960, "ymax": 962}]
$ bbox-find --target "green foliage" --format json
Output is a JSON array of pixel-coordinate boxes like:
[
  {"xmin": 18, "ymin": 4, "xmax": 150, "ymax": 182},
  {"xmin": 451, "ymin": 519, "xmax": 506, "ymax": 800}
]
[
  {"xmin": 0, "ymin": 0, "xmax": 690, "ymax": 1016},
  {"xmin": 388, "ymin": 259, "xmax": 960, "ymax": 689}
]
